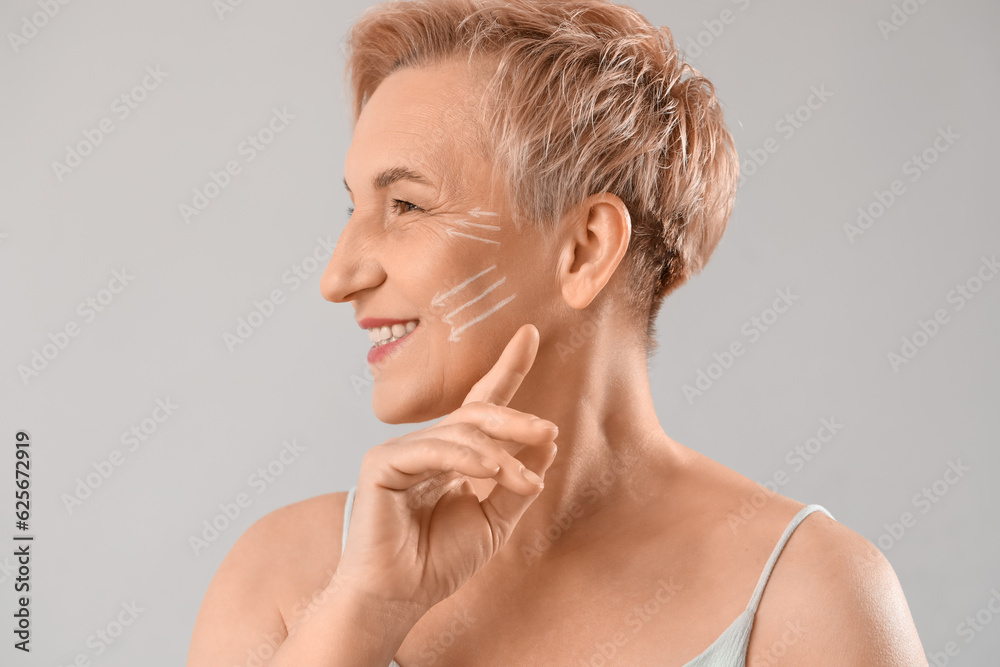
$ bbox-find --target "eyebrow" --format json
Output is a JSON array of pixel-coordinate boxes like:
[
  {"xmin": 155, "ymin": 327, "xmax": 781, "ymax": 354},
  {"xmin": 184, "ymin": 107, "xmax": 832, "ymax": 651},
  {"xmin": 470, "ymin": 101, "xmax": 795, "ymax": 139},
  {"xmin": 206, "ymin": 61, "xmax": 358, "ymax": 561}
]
[{"xmin": 342, "ymin": 166, "xmax": 434, "ymax": 193}]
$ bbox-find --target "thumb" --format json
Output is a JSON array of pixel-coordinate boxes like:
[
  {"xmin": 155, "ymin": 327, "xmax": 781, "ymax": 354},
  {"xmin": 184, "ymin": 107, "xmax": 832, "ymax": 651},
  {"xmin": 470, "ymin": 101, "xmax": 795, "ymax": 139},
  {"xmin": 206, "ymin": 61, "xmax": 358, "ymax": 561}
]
[{"xmin": 478, "ymin": 439, "xmax": 558, "ymax": 552}]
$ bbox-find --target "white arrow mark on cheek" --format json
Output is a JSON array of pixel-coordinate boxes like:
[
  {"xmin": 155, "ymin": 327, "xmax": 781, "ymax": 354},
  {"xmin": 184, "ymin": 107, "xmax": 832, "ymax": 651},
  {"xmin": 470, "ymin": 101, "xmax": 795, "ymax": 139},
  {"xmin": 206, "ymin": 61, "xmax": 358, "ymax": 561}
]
[
  {"xmin": 431, "ymin": 265, "xmax": 497, "ymax": 308},
  {"xmin": 443, "ymin": 277, "xmax": 507, "ymax": 325},
  {"xmin": 445, "ymin": 227, "xmax": 500, "ymax": 245},
  {"xmin": 448, "ymin": 294, "xmax": 517, "ymax": 342}
]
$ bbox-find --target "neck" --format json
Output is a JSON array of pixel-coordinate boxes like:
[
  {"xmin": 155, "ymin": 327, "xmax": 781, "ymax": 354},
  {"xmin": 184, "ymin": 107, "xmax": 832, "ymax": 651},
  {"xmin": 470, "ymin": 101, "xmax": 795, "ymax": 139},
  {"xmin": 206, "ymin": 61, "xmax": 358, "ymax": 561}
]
[{"xmin": 469, "ymin": 321, "xmax": 691, "ymax": 572}]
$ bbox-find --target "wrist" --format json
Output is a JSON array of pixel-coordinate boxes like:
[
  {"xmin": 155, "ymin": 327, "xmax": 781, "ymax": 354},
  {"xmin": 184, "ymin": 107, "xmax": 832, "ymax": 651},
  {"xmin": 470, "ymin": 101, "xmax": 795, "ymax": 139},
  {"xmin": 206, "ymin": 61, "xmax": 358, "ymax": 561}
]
[{"xmin": 327, "ymin": 571, "xmax": 430, "ymax": 629}]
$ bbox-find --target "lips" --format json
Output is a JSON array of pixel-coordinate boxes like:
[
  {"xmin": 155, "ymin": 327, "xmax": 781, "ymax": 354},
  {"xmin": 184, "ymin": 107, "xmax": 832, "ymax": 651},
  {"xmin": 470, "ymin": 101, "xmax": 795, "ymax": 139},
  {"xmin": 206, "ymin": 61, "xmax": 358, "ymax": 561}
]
[{"xmin": 366, "ymin": 321, "xmax": 418, "ymax": 365}]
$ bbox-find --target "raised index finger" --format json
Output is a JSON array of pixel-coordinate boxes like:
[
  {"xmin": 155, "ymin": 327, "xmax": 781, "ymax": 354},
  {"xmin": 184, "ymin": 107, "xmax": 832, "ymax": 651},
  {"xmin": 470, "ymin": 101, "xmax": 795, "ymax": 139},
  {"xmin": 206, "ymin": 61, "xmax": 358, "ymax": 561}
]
[{"xmin": 462, "ymin": 323, "xmax": 539, "ymax": 407}]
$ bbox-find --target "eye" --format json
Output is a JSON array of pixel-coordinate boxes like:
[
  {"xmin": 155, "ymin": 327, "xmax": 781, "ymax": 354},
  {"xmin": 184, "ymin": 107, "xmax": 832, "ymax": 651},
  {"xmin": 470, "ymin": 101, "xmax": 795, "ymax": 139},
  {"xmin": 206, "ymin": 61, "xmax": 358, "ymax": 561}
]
[
  {"xmin": 391, "ymin": 199, "xmax": 421, "ymax": 214},
  {"xmin": 346, "ymin": 207, "xmax": 355, "ymax": 217}
]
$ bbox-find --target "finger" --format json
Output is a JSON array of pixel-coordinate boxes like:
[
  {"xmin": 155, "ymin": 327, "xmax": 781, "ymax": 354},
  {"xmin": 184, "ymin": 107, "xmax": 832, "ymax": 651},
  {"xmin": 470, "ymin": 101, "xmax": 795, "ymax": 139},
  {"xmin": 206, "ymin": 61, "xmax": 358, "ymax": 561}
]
[
  {"xmin": 479, "ymin": 440, "xmax": 558, "ymax": 549},
  {"xmin": 462, "ymin": 323, "xmax": 539, "ymax": 408},
  {"xmin": 427, "ymin": 423, "xmax": 554, "ymax": 495},
  {"xmin": 442, "ymin": 402, "xmax": 558, "ymax": 446},
  {"xmin": 367, "ymin": 440, "xmax": 503, "ymax": 490}
]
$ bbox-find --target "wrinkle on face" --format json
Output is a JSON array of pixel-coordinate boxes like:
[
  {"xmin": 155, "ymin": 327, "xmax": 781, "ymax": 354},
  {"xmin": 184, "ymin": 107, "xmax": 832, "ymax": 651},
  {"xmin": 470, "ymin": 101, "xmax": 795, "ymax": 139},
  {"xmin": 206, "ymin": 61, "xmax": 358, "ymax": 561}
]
[{"xmin": 333, "ymin": 59, "xmax": 553, "ymax": 423}]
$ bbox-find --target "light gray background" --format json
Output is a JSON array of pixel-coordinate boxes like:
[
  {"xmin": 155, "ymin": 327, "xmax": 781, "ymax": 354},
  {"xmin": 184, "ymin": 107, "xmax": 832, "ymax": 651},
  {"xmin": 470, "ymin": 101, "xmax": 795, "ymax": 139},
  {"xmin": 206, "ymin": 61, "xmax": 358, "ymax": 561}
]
[{"xmin": 1, "ymin": 0, "xmax": 997, "ymax": 664}]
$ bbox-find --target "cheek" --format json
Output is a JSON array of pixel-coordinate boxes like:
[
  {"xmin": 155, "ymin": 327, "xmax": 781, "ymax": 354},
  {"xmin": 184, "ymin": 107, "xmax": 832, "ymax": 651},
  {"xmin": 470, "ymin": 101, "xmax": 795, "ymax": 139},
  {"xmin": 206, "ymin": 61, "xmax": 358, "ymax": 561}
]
[{"xmin": 413, "ymin": 231, "xmax": 525, "ymax": 338}]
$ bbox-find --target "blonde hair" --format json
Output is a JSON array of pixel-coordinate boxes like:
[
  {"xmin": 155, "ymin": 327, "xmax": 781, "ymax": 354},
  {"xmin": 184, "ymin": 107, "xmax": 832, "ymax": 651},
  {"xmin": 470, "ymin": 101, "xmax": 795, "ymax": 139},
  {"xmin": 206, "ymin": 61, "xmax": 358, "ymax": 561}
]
[{"xmin": 345, "ymin": 0, "xmax": 739, "ymax": 352}]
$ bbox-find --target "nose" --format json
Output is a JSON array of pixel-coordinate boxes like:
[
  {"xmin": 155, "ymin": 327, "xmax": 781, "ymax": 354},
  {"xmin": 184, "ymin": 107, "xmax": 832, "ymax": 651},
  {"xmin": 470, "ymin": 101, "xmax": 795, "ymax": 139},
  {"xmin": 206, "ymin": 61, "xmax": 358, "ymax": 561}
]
[{"xmin": 320, "ymin": 215, "xmax": 386, "ymax": 303}]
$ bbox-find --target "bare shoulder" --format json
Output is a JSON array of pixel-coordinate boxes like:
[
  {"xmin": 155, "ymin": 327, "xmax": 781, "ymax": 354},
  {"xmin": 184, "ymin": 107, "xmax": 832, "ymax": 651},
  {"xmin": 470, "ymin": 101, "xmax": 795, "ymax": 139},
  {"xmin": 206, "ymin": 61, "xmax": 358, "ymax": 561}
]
[
  {"xmin": 672, "ymin": 450, "xmax": 926, "ymax": 665},
  {"xmin": 748, "ymin": 509, "xmax": 927, "ymax": 666},
  {"xmin": 186, "ymin": 491, "xmax": 349, "ymax": 666},
  {"xmin": 256, "ymin": 491, "xmax": 351, "ymax": 624}
]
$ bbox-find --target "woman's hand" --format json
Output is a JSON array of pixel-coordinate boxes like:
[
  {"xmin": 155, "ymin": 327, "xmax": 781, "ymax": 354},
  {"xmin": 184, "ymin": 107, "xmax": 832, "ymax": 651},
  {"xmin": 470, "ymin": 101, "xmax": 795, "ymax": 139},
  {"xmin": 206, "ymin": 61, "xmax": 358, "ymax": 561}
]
[{"xmin": 333, "ymin": 323, "xmax": 559, "ymax": 612}]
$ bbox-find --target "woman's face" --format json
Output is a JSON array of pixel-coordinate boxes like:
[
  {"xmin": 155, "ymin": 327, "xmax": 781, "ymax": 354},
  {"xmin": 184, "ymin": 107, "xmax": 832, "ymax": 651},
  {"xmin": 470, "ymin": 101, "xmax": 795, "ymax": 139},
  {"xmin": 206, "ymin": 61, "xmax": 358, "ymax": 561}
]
[{"xmin": 322, "ymin": 60, "xmax": 558, "ymax": 424}]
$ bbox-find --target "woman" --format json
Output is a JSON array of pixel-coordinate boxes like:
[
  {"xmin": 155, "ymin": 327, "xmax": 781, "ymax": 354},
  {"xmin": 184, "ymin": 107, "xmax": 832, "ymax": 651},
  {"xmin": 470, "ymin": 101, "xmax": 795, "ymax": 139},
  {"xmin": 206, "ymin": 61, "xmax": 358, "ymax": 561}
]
[{"xmin": 187, "ymin": 0, "xmax": 926, "ymax": 664}]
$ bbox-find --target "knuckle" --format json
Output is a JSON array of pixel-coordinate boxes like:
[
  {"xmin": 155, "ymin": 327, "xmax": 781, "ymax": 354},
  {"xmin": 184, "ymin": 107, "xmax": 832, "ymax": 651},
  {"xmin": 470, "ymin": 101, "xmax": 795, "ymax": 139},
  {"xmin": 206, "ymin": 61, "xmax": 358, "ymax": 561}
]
[
  {"xmin": 463, "ymin": 400, "xmax": 489, "ymax": 414},
  {"xmin": 360, "ymin": 445, "xmax": 380, "ymax": 466},
  {"xmin": 486, "ymin": 407, "xmax": 509, "ymax": 429},
  {"xmin": 413, "ymin": 438, "xmax": 437, "ymax": 459}
]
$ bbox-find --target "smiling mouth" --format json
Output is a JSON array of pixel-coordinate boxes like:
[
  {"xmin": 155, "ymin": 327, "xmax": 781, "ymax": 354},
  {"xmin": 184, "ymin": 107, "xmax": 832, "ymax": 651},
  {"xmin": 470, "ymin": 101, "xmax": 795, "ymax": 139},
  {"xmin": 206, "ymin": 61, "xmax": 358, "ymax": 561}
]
[{"xmin": 368, "ymin": 320, "xmax": 419, "ymax": 347}]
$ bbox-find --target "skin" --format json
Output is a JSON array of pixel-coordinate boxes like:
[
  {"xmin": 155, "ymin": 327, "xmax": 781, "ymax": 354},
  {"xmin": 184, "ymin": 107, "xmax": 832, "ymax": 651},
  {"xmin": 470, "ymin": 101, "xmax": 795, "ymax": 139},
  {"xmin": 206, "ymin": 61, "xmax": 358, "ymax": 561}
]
[{"xmin": 186, "ymin": 59, "xmax": 928, "ymax": 666}]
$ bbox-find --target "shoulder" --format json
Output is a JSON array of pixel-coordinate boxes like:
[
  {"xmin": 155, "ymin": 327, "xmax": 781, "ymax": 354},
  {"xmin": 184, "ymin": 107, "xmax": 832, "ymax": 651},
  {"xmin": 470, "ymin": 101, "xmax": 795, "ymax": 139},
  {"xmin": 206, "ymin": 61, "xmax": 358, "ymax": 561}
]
[
  {"xmin": 243, "ymin": 490, "xmax": 350, "ymax": 559},
  {"xmin": 248, "ymin": 492, "xmax": 351, "ymax": 624},
  {"xmin": 748, "ymin": 509, "xmax": 927, "ymax": 666},
  {"xmin": 187, "ymin": 491, "xmax": 350, "ymax": 664},
  {"xmin": 197, "ymin": 491, "xmax": 347, "ymax": 640}
]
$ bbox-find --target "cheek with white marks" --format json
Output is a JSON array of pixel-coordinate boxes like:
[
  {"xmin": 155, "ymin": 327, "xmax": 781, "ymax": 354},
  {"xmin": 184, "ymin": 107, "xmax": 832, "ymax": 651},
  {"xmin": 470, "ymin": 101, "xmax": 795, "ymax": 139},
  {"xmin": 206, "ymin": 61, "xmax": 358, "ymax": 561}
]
[{"xmin": 424, "ymin": 209, "xmax": 521, "ymax": 343}]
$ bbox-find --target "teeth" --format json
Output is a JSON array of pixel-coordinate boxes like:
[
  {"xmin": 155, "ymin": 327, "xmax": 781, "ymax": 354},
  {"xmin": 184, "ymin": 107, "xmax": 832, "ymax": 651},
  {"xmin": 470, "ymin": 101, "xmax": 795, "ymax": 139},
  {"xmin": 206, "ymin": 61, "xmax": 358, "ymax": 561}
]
[{"xmin": 368, "ymin": 320, "xmax": 419, "ymax": 346}]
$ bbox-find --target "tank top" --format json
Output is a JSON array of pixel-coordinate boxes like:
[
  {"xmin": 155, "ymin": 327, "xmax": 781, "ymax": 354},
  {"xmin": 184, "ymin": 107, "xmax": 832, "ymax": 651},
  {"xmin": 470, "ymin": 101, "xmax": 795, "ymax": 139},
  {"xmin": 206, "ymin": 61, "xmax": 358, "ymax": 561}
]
[{"xmin": 341, "ymin": 486, "xmax": 835, "ymax": 666}]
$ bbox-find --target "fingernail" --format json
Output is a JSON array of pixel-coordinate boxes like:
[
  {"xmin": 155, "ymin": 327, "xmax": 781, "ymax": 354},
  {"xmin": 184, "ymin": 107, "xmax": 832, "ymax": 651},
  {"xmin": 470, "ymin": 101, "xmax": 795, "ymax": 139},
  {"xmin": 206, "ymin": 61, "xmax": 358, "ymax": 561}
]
[
  {"xmin": 480, "ymin": 457, "xmax": 501, "ymax": 473},
  {"xmin": 531, "ymin": 418, "xmax": 558, "ymax": 433},
  {"xmin": 521, "ymin": 467, "xmax": 543, "ymax": 485}
]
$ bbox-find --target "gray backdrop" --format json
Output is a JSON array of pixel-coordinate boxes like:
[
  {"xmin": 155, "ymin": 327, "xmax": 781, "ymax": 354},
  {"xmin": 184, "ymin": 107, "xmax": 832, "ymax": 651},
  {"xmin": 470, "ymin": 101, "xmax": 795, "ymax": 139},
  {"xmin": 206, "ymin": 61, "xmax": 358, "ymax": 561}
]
[{"xmin": 2, "ymin": 0, "xmax": 997, "ymax": 665}]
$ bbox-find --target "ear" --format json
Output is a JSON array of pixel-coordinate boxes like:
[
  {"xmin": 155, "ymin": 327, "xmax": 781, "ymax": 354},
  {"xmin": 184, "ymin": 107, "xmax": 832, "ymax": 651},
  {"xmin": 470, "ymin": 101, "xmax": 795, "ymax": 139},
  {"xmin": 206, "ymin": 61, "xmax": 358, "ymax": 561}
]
[{"xmin": 556, "ymin": 193, "xmax": 632, "ymax": 310}]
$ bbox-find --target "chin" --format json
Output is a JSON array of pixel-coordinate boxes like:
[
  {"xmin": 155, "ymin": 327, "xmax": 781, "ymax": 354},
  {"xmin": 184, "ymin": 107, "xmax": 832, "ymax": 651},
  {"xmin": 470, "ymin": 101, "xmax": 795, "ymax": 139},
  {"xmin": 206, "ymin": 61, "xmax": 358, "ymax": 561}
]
[
  {"xmin": 372, "ymin": 385, "xmax": 445, "ymax": 425},
  {"xmin": 372, "ymin": 367, "xmax": 479, "ymax": 424}
]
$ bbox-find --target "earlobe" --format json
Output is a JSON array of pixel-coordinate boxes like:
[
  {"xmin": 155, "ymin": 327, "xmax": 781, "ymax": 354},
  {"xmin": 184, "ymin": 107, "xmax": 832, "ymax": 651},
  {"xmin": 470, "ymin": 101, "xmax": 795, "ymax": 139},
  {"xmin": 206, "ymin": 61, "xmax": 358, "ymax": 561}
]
[{"xmin": 557, "ymin": 193, "xmax": 632, "ymax": 310}]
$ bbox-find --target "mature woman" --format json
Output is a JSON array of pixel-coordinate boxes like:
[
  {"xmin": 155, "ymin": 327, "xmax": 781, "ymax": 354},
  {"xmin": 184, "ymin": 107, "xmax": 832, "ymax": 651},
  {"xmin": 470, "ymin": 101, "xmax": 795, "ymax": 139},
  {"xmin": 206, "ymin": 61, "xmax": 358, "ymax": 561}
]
[{"xmin": 187, "ymin": 0, "xmax": 926, "ymax": 664}]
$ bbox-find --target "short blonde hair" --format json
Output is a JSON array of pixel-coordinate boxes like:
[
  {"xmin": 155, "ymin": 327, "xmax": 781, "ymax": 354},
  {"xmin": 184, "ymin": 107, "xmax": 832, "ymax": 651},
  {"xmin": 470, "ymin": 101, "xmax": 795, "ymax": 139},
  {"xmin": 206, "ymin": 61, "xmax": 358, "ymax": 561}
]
[{"xmin": 345, "ymin": 0, "xmax": 739, "ymax": 352}]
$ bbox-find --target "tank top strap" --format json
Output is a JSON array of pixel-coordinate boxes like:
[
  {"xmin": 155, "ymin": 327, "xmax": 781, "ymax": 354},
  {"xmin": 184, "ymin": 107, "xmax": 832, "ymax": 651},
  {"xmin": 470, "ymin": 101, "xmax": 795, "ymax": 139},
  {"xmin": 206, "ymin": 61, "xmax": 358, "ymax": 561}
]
[
  {"xmin": 744, "ymin": 504, "xmax": 835, "ymax": 614},
  {"xmin": 342, "ymin": 486, "xmax": 357, "ymax": 555}
]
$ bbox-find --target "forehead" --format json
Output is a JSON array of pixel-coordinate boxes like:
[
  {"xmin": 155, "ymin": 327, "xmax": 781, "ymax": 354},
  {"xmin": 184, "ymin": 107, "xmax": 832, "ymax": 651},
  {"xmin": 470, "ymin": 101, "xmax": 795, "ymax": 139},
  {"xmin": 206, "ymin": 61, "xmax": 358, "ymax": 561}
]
[{"xmin": 346, "ymin": 62, "xmax": 483, "ymax": 188}]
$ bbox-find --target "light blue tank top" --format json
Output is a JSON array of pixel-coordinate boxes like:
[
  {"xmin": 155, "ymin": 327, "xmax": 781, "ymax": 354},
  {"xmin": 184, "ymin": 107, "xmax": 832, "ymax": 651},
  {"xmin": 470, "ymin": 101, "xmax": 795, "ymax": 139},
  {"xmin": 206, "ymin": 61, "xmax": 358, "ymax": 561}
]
[{"xmin": 341, "ymin": 486, "xmax": 835, "ymax": 666}]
